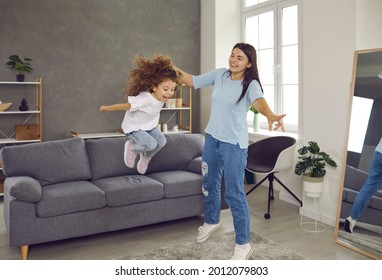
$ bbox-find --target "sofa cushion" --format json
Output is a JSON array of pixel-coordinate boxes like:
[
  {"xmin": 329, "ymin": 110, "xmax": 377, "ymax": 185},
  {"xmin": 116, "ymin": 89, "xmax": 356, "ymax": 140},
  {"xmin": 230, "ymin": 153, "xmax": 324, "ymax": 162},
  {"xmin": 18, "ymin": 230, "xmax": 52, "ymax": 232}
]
[
  {"xmin": 93, "ymin": 175, "xmax": 164, "ymax": 207},
  {"xmin": 146, "ymin": 134, "xmax": 204, "ymax": 174},
  {"xmin": 5, "ymin": 176, "xmax": 42, "ymax": 203},
  {"xmin": 86, "ymin": 137, "xmax": 137, "ymax": 180},
  {"xmin": 148, "ymin": 170, "xmax": 202, "ymax": 198},
  {"xmin": 2, "ymin": 138, "xmax": 92, "ymax": 186},
  {"xmin": 36, "ymin": 181, "xmax": 106, "ymax": 218}
]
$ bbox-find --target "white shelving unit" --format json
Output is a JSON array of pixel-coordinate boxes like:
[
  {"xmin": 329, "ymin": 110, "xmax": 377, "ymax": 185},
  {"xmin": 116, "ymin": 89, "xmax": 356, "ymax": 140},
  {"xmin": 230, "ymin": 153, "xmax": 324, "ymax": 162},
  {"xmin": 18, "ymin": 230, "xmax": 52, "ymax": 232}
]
[
  {"xmin": 0, "ymin": 78, "xmax": 43, "ymax": 195},
  {"xmin": 70, "ymin": 85, "xmax": 193, "ymax": 142},
  {"xmin": 160, "ymin": 84, "xmax": 192, "ymax": 134},
  {"xmin": 0, "ymin": 78, "xmax": 43, "ymax": 143}
]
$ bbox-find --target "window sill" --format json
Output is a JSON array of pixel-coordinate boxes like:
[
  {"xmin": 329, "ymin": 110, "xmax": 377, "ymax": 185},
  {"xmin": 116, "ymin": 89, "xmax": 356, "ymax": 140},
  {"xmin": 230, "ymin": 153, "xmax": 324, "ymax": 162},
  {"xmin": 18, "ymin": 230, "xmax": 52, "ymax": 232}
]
[{"xmin": 248, "ymin": 128, "xmax": 299, "ymax": 143}]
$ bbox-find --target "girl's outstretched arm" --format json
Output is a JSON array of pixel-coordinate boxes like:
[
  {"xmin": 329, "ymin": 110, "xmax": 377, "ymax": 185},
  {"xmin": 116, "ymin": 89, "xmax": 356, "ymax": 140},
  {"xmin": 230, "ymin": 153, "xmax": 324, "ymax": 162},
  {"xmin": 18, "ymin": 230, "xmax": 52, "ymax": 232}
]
[{"xmin": 99, "ymin": 103, "xmax": 131, "ymax": 112}]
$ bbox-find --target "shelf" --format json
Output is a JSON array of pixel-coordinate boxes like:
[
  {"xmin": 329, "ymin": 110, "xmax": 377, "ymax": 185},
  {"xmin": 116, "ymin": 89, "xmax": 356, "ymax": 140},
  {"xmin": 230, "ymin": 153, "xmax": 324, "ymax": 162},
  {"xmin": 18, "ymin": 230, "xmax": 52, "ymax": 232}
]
[
  {"xmin": 0, "ymin": 81, "xmax": 40, "ymax": 85},
  {"xmin": 0, "ymin": 110, "xmax": 41, "ymax": 114},
  {"xmin": 70, "ymin": 131, "xmax": 126, "ymax": 139},
  {"xmin": 0, "ymin": 138, "xmax": 41, "ymax": 144},
  {"xmin": 161, "ymin": 107, "xmax": 191, "ymax": 111},
  {"xmin": 163, "ymin": 129, "xmax": 191, "ymax": 134}
]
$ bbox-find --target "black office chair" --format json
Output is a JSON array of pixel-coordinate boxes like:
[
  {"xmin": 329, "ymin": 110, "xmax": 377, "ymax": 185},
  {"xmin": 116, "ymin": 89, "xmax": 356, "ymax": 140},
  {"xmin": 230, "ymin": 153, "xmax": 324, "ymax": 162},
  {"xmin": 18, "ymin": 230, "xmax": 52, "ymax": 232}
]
[{"xmin": 246, "ymin": 136, "xmax": 302, "ymax": 219}]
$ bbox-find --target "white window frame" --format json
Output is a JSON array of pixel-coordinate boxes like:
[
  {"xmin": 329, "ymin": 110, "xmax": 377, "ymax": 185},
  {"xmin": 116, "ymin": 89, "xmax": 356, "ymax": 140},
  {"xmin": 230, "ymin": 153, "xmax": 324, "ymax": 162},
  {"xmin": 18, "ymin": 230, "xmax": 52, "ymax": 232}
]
[{"xmin": 242, "ymin": 0, "xmax": 302, "ymax": 135}]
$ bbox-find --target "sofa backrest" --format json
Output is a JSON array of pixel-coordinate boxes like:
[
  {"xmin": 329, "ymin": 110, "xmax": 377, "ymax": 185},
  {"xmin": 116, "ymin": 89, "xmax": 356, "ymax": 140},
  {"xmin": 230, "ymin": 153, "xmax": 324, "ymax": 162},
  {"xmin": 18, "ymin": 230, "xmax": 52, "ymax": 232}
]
[
  {"xmin": 1, "ymin": 138, "xmax": 92, "ymax": 186},
  {"xmin": 86, "ymin": 133, "xmax": 204, "ymax": 180},
  {"xmin": 147, "ymin": 133, "xmax": 204, "ymax": 174},
  {"xmin": 344, "ymin": 164, "xmax": 369, "ymax": 192},
  {"xmin": 86, "ymin": 137, "xmax": 136, "ymax": 180}
]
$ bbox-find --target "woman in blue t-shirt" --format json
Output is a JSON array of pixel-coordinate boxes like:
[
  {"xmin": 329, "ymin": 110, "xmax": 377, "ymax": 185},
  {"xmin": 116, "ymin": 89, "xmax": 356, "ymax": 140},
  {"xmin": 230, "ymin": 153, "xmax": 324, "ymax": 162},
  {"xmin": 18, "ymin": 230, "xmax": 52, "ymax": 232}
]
[{"xmin": 174, "ymin": 43, "xmax": 285, "ymax": 259}]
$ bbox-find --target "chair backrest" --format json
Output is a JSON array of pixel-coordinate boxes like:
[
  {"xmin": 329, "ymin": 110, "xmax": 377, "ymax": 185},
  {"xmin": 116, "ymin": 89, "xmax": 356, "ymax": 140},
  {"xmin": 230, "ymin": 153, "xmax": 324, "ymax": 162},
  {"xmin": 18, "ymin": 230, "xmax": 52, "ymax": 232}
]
[{"xmin": 246, "ymin": 136, "xmax": 296, "ymax": 174}]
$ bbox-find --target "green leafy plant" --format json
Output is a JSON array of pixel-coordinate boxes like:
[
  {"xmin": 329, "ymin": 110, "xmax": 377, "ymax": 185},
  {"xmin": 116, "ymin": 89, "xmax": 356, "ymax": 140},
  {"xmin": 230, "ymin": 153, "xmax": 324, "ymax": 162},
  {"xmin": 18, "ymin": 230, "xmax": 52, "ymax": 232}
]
[
  {"xmin": 6, "ymin": 55, "xmax": 33, "ymax": 74},
  {"xmin": 249, "ymin": 105, "xmax": 259, "ymax": 114},
  {"xmin": 294, "ymin": 141, "xmax": 337, "ymax": 178}
]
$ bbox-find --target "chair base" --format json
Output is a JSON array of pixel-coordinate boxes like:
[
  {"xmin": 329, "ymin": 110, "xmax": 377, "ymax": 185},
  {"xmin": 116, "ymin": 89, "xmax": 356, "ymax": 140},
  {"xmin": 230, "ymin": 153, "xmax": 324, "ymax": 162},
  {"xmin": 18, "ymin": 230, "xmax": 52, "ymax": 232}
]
[{"xmin": 246, "ymin": 172, "xmax": 302, "ymax": 219}]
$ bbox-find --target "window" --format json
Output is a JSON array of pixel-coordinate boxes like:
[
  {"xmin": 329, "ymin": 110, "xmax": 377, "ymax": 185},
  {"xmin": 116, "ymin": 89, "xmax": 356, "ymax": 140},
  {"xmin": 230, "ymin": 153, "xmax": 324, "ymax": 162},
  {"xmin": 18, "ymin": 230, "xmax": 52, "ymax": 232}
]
[
  {"xmin": 244, "ymin": 0, "xmax": 271, "ymax": 7},
  {"xmin": 348, "ymin": 96, "xmax": 373, "ymax": 153},
  {"xmin": 243, "ymin": 0, "xmax": 300, "ymax": 133}
]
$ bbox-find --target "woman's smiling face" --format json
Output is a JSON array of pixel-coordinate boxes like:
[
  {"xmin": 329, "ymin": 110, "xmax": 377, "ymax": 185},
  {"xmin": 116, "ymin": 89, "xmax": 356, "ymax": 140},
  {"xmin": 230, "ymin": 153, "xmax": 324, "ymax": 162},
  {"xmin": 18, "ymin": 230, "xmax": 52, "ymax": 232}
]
[{"xmin": 228, "ymin": 48, "xmax": 252, "ymax": 80}]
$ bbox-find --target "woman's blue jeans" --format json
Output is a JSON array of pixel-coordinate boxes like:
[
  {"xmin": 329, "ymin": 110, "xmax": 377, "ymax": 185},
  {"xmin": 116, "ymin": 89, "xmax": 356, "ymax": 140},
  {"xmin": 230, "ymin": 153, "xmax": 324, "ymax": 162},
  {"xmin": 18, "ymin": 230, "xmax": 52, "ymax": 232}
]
[
  {"xmin": 128, "ymin": 128, "xmax": 166, "ymax": 158},
  {"xmin": 202, "ymin": 133, "xmax": 250, "ymax": 245},
  {"xmin": 350, "ymin": 151, "xmax": 382, "ymax": 220}
]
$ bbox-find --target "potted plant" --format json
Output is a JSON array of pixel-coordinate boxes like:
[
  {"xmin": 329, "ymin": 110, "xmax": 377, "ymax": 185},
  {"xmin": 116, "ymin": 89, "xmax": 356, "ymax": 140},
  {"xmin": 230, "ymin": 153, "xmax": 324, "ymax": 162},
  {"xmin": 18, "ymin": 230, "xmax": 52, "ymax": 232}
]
[
  {"xmin": 249, "ymin": 105, "xmax": 260, "ymax": 132},
  {"xmin": 5, "ymin": 55, "xmax": 33, "ymax": 82},
  {"xmin": 294, "ymin": 141, "xmax": 337, "ymax": 197}
]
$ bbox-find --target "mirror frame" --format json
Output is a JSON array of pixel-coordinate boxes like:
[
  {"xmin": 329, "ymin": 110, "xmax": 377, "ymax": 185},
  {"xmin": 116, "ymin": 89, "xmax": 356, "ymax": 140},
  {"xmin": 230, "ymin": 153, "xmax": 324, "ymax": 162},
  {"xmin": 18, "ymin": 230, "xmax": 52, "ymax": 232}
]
[{"xmin": 334, "ymin": 48, "xmax": 382, "ymax": 260}]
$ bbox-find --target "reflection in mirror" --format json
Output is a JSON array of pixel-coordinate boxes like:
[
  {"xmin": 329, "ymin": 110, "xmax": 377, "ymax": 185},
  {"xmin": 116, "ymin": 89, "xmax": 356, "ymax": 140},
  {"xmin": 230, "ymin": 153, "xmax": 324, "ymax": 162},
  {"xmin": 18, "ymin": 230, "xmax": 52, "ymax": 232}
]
[{"xmin": 335, "ymin": 49, "xmax": 382, "ymax": 260}]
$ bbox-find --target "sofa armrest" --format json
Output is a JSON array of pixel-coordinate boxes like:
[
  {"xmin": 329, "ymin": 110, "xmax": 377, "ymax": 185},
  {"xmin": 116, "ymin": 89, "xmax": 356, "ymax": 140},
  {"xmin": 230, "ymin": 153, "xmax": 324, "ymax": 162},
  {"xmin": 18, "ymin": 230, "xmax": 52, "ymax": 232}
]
[
  {"xmin": 5, "ymin": 176, "xmax": 42, "ymax": 203},
  {"xmin": 186, "ymin": 156, "xmax": 202, "ymax": 174}
]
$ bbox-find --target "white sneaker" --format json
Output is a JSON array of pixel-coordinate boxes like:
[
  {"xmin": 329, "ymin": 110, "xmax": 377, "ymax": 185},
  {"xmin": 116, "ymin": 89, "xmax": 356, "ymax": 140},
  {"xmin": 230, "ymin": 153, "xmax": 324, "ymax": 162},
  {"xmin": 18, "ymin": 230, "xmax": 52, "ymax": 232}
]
[
  {"xmin": 344, "ymin": 216, "xmax": 356, "ymax": 233},
  {"xmin": 230, "ymin": 244, "xmax": 254, "ymax": 260},
  {"xmin": 196, "ymin": 223, "xmax": 220, "ymax": 243}
]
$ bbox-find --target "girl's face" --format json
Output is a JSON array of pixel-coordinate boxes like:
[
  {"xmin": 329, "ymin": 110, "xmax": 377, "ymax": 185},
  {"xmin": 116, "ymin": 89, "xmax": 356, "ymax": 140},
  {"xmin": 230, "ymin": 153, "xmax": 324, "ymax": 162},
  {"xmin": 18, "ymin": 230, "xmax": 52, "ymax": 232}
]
[
  {"xmin": 228, "ymin": 48, "xmax": 252, "ymax": 80},
  {"xmin": 152, "ymin": 79, "xmax": 176, "ymax": 103}
]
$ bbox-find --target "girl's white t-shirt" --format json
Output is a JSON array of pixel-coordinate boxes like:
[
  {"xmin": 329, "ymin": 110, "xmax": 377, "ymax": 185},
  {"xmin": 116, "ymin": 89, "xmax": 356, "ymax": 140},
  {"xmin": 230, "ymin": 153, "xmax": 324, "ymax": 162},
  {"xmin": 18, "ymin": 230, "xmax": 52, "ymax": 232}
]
[{"xmin": 121, "ymin": 91, "xmax": 164, "ymax": 133}]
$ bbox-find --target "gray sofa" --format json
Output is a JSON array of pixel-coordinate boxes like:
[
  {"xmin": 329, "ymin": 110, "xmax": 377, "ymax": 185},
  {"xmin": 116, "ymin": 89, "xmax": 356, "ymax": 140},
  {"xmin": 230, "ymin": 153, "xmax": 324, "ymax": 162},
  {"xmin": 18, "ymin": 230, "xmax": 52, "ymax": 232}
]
[
  {"xmin": 340, "ymin": 164, "xmax": 382, "ymax": 226},
  {"xmin": 2, "ymin": 133, "xmax": 209, "ymax": 259}
]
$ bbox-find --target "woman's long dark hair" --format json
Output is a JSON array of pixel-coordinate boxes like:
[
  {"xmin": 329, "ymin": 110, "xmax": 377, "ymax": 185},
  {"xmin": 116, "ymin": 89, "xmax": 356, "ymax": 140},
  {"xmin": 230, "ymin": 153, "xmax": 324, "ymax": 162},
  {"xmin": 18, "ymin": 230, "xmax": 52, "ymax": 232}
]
[{"xmin": 232, "ymin": 43, "xmax": 264, "ymax": 104}]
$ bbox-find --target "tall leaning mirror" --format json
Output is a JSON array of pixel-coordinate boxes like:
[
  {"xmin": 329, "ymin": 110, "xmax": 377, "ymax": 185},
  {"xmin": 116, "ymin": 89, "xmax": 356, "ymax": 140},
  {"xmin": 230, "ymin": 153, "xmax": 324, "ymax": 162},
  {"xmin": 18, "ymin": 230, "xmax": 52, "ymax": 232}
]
[{"xmin": 335, "ymin": 48, "xmax": 382, "ymax": 260}]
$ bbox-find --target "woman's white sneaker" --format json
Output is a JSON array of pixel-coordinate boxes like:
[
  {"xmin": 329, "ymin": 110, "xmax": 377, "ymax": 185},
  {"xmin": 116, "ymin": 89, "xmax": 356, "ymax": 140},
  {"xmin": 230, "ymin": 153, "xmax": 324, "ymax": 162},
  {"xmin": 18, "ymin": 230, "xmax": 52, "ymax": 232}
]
[
  {"xmin": 196, "ymin": 223, "xmax": 220, "ymax": 243},
  {"xmin": 230, "ymin": 244, "xmax": 254, "ymax": 260}
]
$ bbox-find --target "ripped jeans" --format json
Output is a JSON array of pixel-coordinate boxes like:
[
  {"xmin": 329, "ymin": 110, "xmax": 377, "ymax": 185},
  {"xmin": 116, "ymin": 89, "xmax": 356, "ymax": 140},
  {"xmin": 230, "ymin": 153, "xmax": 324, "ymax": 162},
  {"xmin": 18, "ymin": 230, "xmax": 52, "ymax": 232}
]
[
  {"xmin": 350, "ymin": 151, "xmax": 382, "ymax": 220},
  {"xmin": 202, "ymin": 133, "xmax": 250, "ymax": 245},
  {"xmin": 127, "ymin": 128, "xmax": 166, "ymax": 158}
]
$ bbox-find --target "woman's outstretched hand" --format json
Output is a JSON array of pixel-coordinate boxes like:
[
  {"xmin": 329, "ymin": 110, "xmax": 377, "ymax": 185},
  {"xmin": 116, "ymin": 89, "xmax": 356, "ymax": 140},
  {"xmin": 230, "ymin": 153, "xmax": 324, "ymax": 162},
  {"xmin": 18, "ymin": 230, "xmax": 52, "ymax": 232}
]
[{"xmin": 267, "ymin": 114, "xmax": 286, "ymax": 132}]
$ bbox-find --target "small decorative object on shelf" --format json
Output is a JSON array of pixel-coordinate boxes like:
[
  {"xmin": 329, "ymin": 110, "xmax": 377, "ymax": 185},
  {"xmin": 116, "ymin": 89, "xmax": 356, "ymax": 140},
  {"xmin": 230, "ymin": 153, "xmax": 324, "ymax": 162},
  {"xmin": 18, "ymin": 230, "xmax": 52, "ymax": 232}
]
[
  {"xmin": 176, "ymin": 98, "xmax": 182, "ymax": 108},
  {"xmin": 15, "ymin": 124, "xmax": 39, "ymax": 140},
  {"xmin": 19, "ymin": 99, "xmax": 29, "ymax": 111},
  {"xmin": 0, "ymin": 101, "xmax": 12, "ymax": 112},
  {"xmin": 5, "ymin": 55, "xmax": 33, "ymax": 82},
  {"xmin": 166, "ymin": 99, "xmax": 176, "ymax": 108}
]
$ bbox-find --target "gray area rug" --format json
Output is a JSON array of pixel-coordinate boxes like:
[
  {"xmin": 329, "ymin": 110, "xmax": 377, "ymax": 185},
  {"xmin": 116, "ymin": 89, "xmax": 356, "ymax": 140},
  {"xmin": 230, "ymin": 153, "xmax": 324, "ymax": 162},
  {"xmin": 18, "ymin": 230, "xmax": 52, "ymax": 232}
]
[
  {"xmin": 113, "ymin": 231, "xmax": 305, "ymax": 260},
  {"xmin": 338, "ymin": 230, "xmax": 382, "ymax": 254}
]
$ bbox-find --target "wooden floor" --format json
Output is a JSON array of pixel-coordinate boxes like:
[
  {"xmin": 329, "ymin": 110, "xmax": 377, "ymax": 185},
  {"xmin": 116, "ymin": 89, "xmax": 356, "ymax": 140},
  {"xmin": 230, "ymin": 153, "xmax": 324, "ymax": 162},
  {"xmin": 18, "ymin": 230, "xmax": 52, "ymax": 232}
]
[{"xmin": 0, "ymin": 185, "xmax": 370, "ymax": 260}]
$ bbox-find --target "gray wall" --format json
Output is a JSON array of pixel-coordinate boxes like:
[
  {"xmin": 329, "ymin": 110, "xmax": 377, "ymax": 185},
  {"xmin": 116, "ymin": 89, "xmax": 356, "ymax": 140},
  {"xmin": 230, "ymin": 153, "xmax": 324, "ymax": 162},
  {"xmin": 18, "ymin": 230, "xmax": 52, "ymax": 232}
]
[{"xmin": 0, "ymin": 0, "xmax": 200, "ymax": 141}]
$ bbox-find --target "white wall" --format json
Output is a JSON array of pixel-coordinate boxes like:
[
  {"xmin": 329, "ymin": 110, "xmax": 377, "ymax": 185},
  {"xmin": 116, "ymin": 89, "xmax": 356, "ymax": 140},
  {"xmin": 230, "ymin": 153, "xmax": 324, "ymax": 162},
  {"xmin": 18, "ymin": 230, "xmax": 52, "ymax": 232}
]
[
  {"xmin": 200, "ymin": 0, "xmax": 241, "ymax": 131},
  {"xmin": 356, "ymin": 0, "xmax": 382, "ymax": 49},
  {"xmin": 298, "ymin": 0, "xmax": 356, "ymax": 225}
]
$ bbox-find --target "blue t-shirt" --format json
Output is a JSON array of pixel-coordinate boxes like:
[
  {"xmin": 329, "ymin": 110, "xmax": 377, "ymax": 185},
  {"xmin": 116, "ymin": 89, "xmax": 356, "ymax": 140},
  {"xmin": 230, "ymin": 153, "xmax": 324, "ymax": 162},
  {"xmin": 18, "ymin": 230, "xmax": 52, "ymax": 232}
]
[{"xmin": 193, "ymin": 68, "xmax": 263, "ymax": 148}]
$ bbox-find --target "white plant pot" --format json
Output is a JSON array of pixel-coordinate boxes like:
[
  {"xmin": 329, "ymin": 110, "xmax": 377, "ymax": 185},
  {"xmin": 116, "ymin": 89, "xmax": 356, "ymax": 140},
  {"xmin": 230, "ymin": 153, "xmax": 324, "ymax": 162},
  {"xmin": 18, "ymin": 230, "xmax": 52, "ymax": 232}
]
[{"xmin": 302, "ymin": 174, "xmax": 324, "ymax": 198}]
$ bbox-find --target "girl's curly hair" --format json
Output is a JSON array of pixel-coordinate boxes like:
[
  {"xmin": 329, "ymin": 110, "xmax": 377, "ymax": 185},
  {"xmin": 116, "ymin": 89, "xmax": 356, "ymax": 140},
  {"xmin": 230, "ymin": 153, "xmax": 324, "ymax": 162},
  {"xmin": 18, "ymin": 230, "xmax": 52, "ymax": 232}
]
[{"xmin": 126, "ymin": 55, "xmax": 181, "ymax": 97}]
